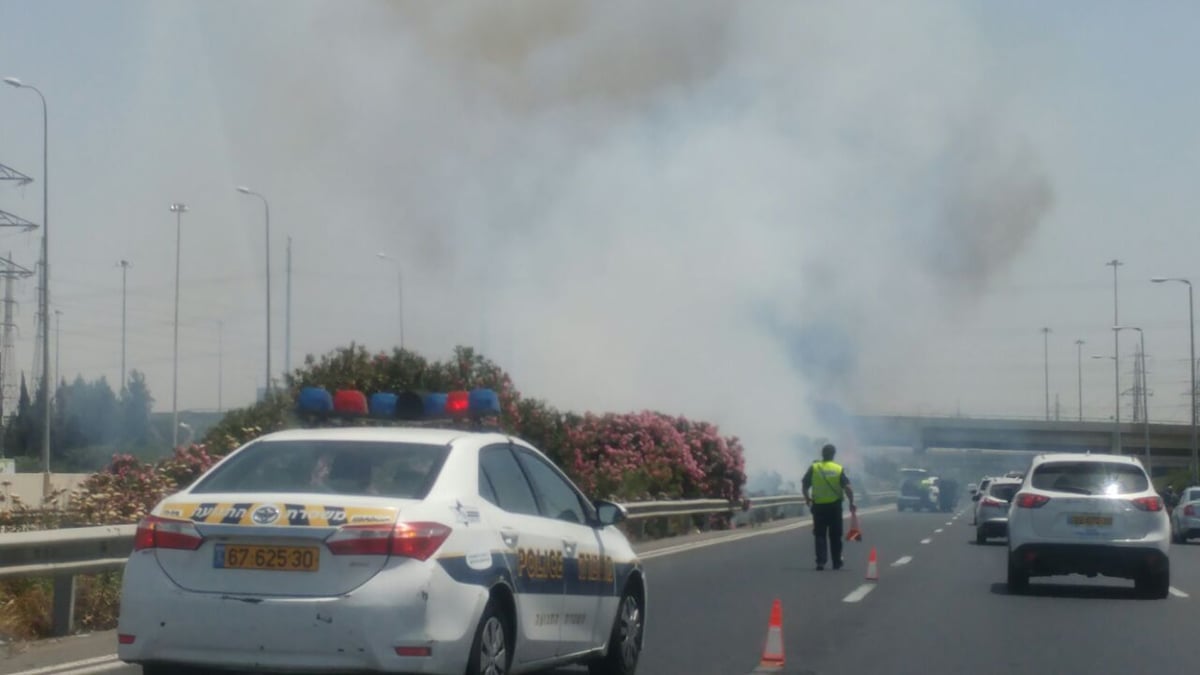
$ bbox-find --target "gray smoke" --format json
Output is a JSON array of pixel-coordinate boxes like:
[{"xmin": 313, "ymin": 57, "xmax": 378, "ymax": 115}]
[{"xmin": 197, "ymin": 1, "xmax": 1054, "ymax": 473}]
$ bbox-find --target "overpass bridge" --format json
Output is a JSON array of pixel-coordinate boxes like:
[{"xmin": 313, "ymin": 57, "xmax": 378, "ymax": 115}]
[{"xmin": 851, "ymin": 414, "xmax": 1197, "ymax": 474}]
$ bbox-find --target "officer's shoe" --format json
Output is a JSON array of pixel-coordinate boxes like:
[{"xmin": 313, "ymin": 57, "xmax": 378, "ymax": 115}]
[
  {"xmin": 815, "ymin": 563, "xmax": 825, "ymax": 571},
  {"xmin": 832, "ymin": 559, "xmax": 844, "ymax": 570}
]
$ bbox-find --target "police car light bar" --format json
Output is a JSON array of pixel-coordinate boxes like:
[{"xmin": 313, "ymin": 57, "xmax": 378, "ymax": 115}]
[{"xmin": 296, "ymin": 386, "xmax": 501, "ymax": 427}]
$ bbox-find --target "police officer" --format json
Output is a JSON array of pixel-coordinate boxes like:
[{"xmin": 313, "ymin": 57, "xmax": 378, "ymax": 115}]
[{"xmin": 802, "ymin": 444, "xmax": 856, "ymax": 570}]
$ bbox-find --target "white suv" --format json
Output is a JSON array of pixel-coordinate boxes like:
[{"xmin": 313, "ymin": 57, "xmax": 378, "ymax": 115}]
[{"xmin": 1006, "ymin": 453, "xmax": 1170, "ymax": 598}]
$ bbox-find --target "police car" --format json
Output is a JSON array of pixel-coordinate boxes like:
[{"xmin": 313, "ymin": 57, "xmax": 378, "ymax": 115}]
[{"xmin": 116, "ymin": 387, "xmax": 646, "ymax": 675}]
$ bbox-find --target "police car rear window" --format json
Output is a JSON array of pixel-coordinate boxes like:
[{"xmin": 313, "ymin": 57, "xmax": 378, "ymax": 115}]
[{"xmin": 190, "ymin": 440, "xmax": 449, "ymax": 499}]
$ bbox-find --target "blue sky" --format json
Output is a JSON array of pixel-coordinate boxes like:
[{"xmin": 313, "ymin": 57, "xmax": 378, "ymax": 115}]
[{"xmin": 3, "ymin": 1, "xmax": 1200, "ymax": 473}]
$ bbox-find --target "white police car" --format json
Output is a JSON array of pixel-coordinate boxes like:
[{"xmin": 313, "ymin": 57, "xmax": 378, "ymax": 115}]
[{"xmin": 117, "ymin": 388, "xmax": 646, "ymax": 675}]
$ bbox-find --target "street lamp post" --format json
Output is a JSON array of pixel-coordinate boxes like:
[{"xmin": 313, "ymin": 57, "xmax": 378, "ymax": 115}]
[
  {"xmin": 1076, "ymin": 339, "xmax": 1085, "ymax": 421},
  {"xmin": 54, "ymin": 309, "xmax": 61, "ymax": 388},
  {"xmin": 1042, "ymin": 327, "xmax": 1052, "ymax": 420},
  {"xmin": 376, "ymin": 252, "xmax": 404, "ymax": 350},
  {"xmin": 1152, "ymin": 277, "xmax": 1197, "ymax": 485},
  {"xmin": 169, "ymin": 203, "xmax": 188, "ymax": 449},
  {"xmin": 118, "ymin": 260, "xmax": 131, "ymax": 392},
  {"xmin": 1115, "ymin": 325, "xmax": 1151, "ymax": 474},
  {"xmin": 1107, "ymin": 259, "xmax": 1124, "ymax": 454},
  {"xmin": 3, "ymin": 76, "xmax": 52, "ymax": 494},
  {"xmin": 236, "ymin": 186, "xmax": 271, "ymax": 397}
]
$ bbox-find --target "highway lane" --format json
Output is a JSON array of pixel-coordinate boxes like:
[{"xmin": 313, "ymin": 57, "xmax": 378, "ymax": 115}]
[{"xmin": 15, "ymin": 503, "xmax": 1200, "ymax": 674}]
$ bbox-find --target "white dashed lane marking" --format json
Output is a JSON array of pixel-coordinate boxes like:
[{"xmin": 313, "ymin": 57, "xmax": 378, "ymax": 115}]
[
  {"xmin": 1170, "ymin": 587, "xmax": 1189, "ymax": 598},
  {"xmin": 842, "ymin": 583, "xmax": 876, "ymax": 602},
  {"xmin": 920, "ymin": 538, "xmax": 932, "ymax": 544},
  {"xmin": 935, "ymin": 528, "xmax": 944, "ymax": 533},
  {"xmin": 891, "ymin": 556, "xmax": 913, "ymax": 567}
]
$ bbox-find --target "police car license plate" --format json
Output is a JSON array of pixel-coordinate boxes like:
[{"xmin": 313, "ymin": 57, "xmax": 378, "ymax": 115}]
[
  {"xmin": 1069, "ymin": 514, "xmax": 1113, "ymax": 527},
  {"xmin": 214, "ymin": 544, "xmax": 320, "ymax": 572}
]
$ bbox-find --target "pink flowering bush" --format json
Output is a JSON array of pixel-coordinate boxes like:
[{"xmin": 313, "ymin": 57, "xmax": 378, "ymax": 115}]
[
  {"xmin": 670, "ymin": 417, "xmax": 747, "ymax": 502},
  {"xmin": 567, "ymin": 412, "xmax": 707, "ymax": 501}
]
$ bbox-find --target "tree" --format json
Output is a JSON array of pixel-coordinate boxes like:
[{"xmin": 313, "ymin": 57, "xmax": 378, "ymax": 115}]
[
  {"xmin": 4, "ymin": 373, "xmax": 32, "ymax": 455},
  {"xmin": 120, "ymin": 370, "xmax": 155, "ymax": 446}
]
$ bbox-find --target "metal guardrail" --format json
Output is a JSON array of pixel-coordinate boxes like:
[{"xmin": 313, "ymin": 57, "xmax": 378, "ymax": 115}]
[{"xmin": 0, "ymin": 492, "xmax": 898, "ymax": 638}]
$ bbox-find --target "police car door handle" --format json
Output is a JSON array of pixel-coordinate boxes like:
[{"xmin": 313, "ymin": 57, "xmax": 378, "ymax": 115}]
[{"xmin": 500, "ymin": 527, "xmax": 519, "ymax": 549}]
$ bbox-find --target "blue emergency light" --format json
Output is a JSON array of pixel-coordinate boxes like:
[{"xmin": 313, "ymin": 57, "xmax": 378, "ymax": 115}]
[{"xmin": 295, "ymin": 385, "xmax": 502, "ymax": 428}]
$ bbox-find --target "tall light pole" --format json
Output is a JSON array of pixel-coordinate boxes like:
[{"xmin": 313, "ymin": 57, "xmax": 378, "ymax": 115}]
[
  {"xmin": 53, "ymin": 309, "xmax": 61, "ymax": 388},
  {"xmin": 1107, "ymin": 259, "xmax": 1123, "ymax": 453},
  {"xmin": 376, "ymin": 252, "xmax": 404, "ymax": 350},
  {"xmin": 237, "ymin": 186, "xmax": 271, "ymax": 397},
  {"xmin": 118, "ymin": 259, "xmax": 131, "ymax": 393},
  {"xmin": 285, "ymin": 235, "xmax": 292, "ymax": 381},
  {"xmin": 216, "ymin": 319, "xmax": 223, "ymax": 413},
  {"xmin": 1152, "ymin": 277, "xmax": 1197, "ymax": 484},
  {"xmin": 4, "ymin": 76, "xmax": 52, "ymax": 493},
  {"xmin": 169, "ymin": 202, "xmax": 188, "ymax": 449},
  {"xmin": 1041, "ymin": 327, "xmax": 1052, "ymax": 420},
  {"xmin": 1115, "ymin": 325, "xmax": 1150, "ymax": 474},
  {"xmin": 1075, "ymin": 339, "xmax": 1085, "ymax": 421}
]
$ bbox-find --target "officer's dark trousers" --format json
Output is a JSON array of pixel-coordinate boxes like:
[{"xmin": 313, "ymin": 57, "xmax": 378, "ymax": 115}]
[{"xmin": 811, "ymin": 501, "xmax": 843, "ymax": 566}]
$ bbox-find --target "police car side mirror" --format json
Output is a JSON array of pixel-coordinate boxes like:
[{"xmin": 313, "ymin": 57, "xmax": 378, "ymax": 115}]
[
  {"xmin": 594, "ymin": 500, "xmax": 627, "ymax": 527},
  {"xmin": 972, "ymin": 494, "xmax": 981, "ymax": 502}
]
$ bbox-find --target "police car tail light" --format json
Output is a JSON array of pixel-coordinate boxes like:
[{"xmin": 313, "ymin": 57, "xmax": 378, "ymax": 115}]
[
  {"xmin": 981, "ymin": 497, "xmax": 1005, "ymax": 508},
  {"xmin": 134, "ymin": 515, "xmax": 204, "ymax": 551},
  {"xmin": 326, "ymin": 521, "xmax": 451, "ymax": 560},
  {"xmin": 1131, "ymin": 496, "xmax": 1163, "ymax": 512},
  {"xmin": 390, "ymin": 522, "xmax": 452, "ymax": 561},
  {"xmin": 1015, "ymin": 493, "xmax": 1051, "ymax": 509}
]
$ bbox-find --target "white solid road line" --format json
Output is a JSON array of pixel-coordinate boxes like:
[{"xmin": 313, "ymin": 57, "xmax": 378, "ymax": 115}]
[
  {"xmin": 920, "ymin": 538, "xmax": 932, "ymax": 544},
  {"xmin": 640, "ymin": 504, "xmax": 893, "ymax": 560},
  {"xmin": 891, "ymin": 556, "xmax": 913, "ymax": 567},
  {"xmin": 842, "ymin": 583, "xmax": 876, "ymax": 603},
  {"xmin": 63, "ymin": 662, "xmax": 124, "ymax": 675},
  {"xmin": 8, "ymin": 655, "xmax": 120, "ymax": 675},
  {"xmin": 1169, "ymin": 586, "xmax": 1190, "ymax": 598}
]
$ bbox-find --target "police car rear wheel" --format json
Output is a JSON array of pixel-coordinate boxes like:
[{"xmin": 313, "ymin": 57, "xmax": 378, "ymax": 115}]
[
  {"xmin": 590, "ymin": 590, "xmax": 643, "ymax": 675},
  {"xmin": 467, "ymin": 601, "xmax": 510, "ymax": 675}
]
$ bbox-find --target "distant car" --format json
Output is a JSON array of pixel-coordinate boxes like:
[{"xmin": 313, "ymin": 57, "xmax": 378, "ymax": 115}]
[
  {"xmin": 117, "ymin": 387, "xmax": 647, "ymax": 675},
  {"xmin": 1170, "ymin": 487, "xmax": 1200, "ymax": 543},
  {"xmin": 971, "ymin": 477, "xmax": 995, "ymax": 525},
  {"xmin": 967, "ymin": 482, "xmax": 978, "ymax": 496},
  {"xmin": 1006, "ymin": 453, "xmax": 1170, "ymax": 598},
  {"xmin": 897, "ymin": 469, "xmax": 938, "ymax": 512},
  {"xmin": 974, "ymin": 478, "xmax": 1021, "ymax": 544}
]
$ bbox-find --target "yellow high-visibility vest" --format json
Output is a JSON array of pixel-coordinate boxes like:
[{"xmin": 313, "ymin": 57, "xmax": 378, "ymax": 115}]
[{"xmin": 811, "ymin": 461, "xmax": 845, "ymax": 504}]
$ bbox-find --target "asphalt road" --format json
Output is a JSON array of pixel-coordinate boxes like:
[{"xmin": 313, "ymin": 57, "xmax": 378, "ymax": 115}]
[{"xmin": 8, "ymin": 504, "xmax": 1200, "ymax": 675}]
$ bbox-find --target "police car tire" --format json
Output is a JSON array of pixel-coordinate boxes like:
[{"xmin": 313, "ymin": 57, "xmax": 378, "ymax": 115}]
[
  {"xmin": 589, "ymin": 588, "xmax": 643, "ymax": 675},
  {"xmin": 466, "ymin": 599, "xmax": 512, "ymax": 675}
]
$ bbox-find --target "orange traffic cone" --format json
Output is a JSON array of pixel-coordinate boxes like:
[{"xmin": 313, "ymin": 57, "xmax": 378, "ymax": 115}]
[
  {"xmin": 845, "ymin": 510, "xmax": 863, "ymax": 542},
  {"xmin": 865, "ymin": 546, "xmax": 879, "ymax": 581},
  {"xmin": 758, "ymin": 599, "xmax": 785, "ymax": 669}
]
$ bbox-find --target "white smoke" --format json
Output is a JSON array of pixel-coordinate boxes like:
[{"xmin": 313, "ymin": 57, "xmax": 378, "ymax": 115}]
[{"xmin": 198, "ymin": 1, "xmax": 1053, "ymax": 473}]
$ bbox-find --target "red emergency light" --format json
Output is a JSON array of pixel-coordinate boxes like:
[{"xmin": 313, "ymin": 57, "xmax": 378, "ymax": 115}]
[
  {"xmin": 332, "ymin": 389, "xmax": 368, "ymax": 416},
  {"xmin": 445, "ymin": 390, "xmax": 470, "ymax": 415}
]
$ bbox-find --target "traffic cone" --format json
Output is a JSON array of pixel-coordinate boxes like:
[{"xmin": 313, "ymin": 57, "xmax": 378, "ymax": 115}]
[
  {"xmin": 758, "ymin": 599, "xmax": 785, "ymax": 669},
  {"xmin": 845, "ymin": 510, "xmax": 863, "ymax": 542},
  {"xmin": 865, "ymin": 547, "xmax": 879, "ymax": 581}
]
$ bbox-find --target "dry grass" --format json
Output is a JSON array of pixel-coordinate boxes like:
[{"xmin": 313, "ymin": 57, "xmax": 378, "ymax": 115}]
[{"xmin": 0, "ymin": 572, "xmax": 122, "ymax": 642}]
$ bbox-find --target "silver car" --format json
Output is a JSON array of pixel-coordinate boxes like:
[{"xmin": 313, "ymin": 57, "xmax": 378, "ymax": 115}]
[
  {"xmin": 974, "ymin": 477, "xmax": 1021, "ymax": 544},
  {"xmin": 1170, "ymin": 487, "xmax": 1200, "ymax": 543}
]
